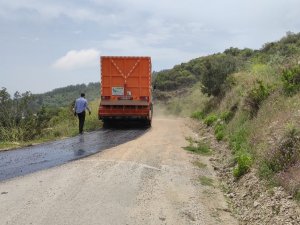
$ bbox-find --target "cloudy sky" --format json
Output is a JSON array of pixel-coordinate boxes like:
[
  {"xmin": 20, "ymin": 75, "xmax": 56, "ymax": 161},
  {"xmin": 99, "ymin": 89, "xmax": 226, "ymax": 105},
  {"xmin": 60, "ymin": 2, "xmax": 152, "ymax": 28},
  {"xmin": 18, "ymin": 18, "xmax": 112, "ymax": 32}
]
[{"xmin": 1, "ymin": 0, "xmax": 300, "ymax": 94}]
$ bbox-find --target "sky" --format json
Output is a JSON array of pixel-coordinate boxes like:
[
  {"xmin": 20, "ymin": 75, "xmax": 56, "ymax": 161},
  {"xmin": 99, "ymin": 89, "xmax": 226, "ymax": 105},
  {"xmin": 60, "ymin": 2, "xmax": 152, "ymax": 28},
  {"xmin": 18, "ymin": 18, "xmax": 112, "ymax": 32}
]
[{"xmin": 1, "ymin": 0, "xmax": 300, "ymax": 94}]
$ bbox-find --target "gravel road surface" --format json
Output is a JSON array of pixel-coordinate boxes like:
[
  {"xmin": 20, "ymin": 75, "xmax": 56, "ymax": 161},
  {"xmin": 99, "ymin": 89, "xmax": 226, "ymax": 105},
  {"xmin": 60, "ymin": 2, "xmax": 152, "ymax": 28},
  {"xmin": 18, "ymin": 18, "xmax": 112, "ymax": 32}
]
[{"xmin": 0, "ymin": 118, "xmax": 238, "ymax": 225}]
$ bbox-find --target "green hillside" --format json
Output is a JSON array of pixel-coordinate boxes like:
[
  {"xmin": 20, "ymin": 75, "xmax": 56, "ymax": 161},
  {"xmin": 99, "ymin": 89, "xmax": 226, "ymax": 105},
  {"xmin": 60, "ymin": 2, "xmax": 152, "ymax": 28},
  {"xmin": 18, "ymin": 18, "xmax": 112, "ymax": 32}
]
[
  {"xmin": 32, "ymin": 82, "xmax": 100, "ymax": 109},
  {"xmin": 155, "ymin": 31, "xmax": 300, "ymax": 199},
  {"xmin": 0, "ymin": 82, "xmax": 101, "ymax": 147}
]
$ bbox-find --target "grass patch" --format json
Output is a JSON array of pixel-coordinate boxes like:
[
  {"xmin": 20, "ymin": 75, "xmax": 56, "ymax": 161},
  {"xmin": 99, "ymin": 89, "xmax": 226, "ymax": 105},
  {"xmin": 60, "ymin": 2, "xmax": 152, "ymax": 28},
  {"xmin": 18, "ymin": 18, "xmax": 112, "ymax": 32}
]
[
  {"xmin": 244, "ymin": 80, "xmax": 271, "ymax": 118},
  {"xmin": 199, "ymin": 176, "xmax": 214, "ymax": 186},
  {"xmin": 233, "ymin": 151, "xmax": 252, "ymax": 178},
  {"xmin": 191, "ymin": 111, "xmax": 205, "ymax": 120},
  {"xmin": 220, "ymin": 110, "xmax": 234, "ymax": 123},
  {"xmin": 203, "ymin": 113, "xmax": 218, "ymax": 126},
  {"xmin": 295, "ymin": 190, "xmax": 300, "ymax": 202},
  {"xmin": 0, "ymin": 142, "xmax": 21, "ymax": 151},
  {"xmin": 214, "ymin": 123, "xmax": 226, "ymax": 141},
  {"xmin": 229, "ymin": 118, "xmax": 253, "ymax": 178},
  {"xmin": 183, "ymin": 138, "xmax": 212, "ymax": 155}
]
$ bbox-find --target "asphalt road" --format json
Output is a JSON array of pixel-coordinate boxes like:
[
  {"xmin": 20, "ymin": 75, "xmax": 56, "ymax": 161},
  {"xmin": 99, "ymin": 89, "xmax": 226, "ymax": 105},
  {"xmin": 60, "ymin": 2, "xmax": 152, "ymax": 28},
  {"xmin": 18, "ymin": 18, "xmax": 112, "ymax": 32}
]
[
  {"xmin": 0, "ymin": 127, "xmax": 147, "ymax": 181},
  {"xmin": 0, "ymin": 118, "xmax": 238, "ymax": 225}
]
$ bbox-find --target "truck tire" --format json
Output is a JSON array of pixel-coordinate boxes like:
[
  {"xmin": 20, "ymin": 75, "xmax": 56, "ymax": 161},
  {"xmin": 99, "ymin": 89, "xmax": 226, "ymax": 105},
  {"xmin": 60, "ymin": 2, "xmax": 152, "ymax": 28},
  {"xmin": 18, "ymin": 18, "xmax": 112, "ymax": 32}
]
[
  {"xmin": 102, "ymin": 119, "xmax": 111, "ymax": 128},
  {"xmin": 146, "ymin": 105, "xmax": 153, "ymax": 127}
]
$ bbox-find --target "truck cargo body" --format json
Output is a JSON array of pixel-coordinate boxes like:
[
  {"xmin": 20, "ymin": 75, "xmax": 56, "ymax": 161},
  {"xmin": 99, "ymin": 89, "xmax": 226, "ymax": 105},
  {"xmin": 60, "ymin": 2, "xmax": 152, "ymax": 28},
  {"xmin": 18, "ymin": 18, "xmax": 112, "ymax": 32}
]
[{"xmin": 98, "ymin": 56, "xmax": 152, "ymax": 125}]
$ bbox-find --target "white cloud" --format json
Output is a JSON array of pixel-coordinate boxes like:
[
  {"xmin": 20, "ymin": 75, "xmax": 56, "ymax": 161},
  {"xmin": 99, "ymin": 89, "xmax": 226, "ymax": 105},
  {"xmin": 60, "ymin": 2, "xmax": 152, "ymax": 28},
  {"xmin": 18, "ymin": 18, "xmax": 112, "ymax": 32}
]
[{"xmin": 53, "ymin": 49, "xmax": 100, "ymax": 70}]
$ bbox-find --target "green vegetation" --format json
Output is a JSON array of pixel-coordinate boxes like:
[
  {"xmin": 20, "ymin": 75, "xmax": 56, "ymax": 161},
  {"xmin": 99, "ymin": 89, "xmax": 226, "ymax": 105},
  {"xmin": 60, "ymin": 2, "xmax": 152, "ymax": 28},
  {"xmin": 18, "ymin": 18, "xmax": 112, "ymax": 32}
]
[
  {"xmin": 214, "ymin": 123, "xmax": 225, "ymax": 141},
  {"xmin": 244, "ymin": 80, "xmax": 271, "ymax": 117},
  {"xmin": 263, "ymin": 126, "xmax": 300, "ymax": 173},
  {"xmin": 183, "ymin": 137, "xmax": 212, "ymax": 156},
  {"xmin": 199, "ymin": 176, "xmax": 214, "ymax": 186},
  {"xmin": 191, "ymin": 111, "xmax": 205, "ymax": 120},
  {"xmin": 0, "ymin": 85, "xmax": 101, "ymax": 150},
  {"xmin": 156, "ymin": 32, "xmax": 300, "ymax": 197},
  {"xmin": 32, "ymin": 82, "xmax": 100, "ymax": 109},
  {"xmin": 281, "ymin": 65, "xmax": 300, "ymax": 96},
  {"xmin": 203, "ymin": 113, "xmax": 218, "ymax": 126}
]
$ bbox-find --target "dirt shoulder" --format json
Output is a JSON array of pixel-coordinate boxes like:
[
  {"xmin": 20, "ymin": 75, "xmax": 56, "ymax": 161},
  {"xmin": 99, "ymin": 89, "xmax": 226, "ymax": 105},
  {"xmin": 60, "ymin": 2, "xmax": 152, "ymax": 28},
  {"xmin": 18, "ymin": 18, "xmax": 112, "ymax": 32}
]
[
  {"xmin": 0, "ymin": 117, "xmax": 237, "ymax": 225},
  {"xmin": 190, "ymin": 121, "xmax": 300, "ymax": 225}
]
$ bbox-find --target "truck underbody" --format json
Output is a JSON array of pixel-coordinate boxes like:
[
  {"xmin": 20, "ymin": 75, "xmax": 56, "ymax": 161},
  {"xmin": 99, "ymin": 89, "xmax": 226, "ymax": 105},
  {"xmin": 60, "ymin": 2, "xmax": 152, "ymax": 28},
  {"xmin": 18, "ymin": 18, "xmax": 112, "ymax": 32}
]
[{"xmin": 99, "ymin": 100, "xmax": 153, "ymax": 126}]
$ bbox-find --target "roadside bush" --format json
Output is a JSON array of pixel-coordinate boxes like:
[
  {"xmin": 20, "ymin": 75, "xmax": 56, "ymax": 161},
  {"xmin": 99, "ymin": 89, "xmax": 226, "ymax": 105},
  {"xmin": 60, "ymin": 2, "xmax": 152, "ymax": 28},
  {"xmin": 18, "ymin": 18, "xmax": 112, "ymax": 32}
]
[
  {"xmin": 233, "ymin": 151, "xmax": 252, "ymax": 178},
  {"xmin": 201, "ymin": 54, "xmax": 238, "ymax": 96},
  {"xmin": 229, "ymin": 124, "xmax": 249, "ymax": 154},
  {"xmin": 191, "ymin": 111, "xmax": 205, "ymax": 120},
  {"xmin": 203, "ymin": 114, "xmax": 218, "ymax": 126},
  {"xmin": 264, "ymin": 126, "xmax": 300, "ymax": 173},
  {"xmin": 282, "ymin": 65, "xmax": 300, "ymax": 96},
  {"xmin": 220, "ymin": 110, "xmax": 235, "ymax": 123},
  {"xmin": 214, "ymin": 123, "xmax": 225, "ymax": 141},
  {"xmin": 258, "ymin": 161, "xmax": 276, "ymax": 180},
  {"xmin": 295, "ymin": 189, "xmax": 300, "ymax": 202},
  {"xmin": 229, "ymin": 121, "xmax": 253, "ymax": 178},
  {"xmin": 244, "ymin": 80, "xmax": 271, "ymax": 117}
]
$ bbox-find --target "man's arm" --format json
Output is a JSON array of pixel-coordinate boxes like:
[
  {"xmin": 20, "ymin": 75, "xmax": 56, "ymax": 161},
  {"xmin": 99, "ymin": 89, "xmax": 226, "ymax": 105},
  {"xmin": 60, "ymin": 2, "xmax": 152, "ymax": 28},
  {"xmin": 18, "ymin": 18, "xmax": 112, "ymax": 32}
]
[
  {"xmin": 85, "ymin": 100, "xmax": 91, "ymax": 115},
  {"xmin": 73, "ymin": 100, "xmax": 77, "ymax": 116}
]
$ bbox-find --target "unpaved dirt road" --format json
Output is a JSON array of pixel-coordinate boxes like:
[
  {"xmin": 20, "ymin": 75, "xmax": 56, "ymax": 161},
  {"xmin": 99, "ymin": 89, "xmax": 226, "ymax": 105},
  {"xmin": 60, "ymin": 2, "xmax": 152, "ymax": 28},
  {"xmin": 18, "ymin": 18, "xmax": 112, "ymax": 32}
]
[{"xmin": 0, "ymin": 118, "xmax": 238, "ymax": 225}]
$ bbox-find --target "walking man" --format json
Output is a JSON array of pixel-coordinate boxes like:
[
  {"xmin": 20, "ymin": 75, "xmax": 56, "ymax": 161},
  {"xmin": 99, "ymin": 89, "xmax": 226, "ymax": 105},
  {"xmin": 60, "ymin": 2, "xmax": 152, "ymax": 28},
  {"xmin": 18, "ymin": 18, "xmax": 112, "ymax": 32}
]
[{"xmin": 74, "ymin": 93, "xmax": 91, "ymax": 134}]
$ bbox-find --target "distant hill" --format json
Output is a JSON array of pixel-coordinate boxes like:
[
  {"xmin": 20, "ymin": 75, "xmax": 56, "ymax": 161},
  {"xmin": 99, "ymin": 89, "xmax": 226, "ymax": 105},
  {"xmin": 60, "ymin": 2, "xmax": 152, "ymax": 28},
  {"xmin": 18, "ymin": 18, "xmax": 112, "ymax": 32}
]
[
  {"xmin": 154, "ymin": 31, "xmax": 300, "ymax": 95},
  {"xmin": 32, "ymin": 82, "xmax": 100, "ymax": 109}
]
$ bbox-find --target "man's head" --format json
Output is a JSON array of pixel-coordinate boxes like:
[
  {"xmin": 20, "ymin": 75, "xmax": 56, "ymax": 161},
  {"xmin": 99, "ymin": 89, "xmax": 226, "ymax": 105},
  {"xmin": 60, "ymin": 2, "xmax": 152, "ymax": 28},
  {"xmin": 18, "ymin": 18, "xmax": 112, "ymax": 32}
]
[{"xmin": 81, "ymin": 93, "xmax": 85, "ymax": 97}]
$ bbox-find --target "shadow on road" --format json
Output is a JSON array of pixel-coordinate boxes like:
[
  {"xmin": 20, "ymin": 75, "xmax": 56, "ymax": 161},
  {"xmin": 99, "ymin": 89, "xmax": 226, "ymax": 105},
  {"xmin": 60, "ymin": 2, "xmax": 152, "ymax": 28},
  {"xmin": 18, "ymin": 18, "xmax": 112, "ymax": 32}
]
[{"xmin": 103, "ymin": 119, "xmax": 151, "ymax": 130}]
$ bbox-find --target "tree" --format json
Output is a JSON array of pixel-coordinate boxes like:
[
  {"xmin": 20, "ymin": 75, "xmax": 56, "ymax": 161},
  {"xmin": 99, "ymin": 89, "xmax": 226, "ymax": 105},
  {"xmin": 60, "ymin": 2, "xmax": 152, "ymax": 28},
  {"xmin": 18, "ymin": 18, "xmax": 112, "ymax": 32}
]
[{"xmin": 201, "ymin": 54, "xmax": 237, "ymax": 96}]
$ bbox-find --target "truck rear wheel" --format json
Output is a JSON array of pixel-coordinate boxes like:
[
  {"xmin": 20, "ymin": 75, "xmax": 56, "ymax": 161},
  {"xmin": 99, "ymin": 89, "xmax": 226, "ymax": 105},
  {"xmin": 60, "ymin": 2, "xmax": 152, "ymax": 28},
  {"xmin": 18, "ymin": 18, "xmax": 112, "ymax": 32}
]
[
  {"xmin": 146, "ymin": 105, "xmax": 153, "ymax": 127},
  {"xmin": 102, "ymin": 119, "xmax": 111, "ymax": 128}
]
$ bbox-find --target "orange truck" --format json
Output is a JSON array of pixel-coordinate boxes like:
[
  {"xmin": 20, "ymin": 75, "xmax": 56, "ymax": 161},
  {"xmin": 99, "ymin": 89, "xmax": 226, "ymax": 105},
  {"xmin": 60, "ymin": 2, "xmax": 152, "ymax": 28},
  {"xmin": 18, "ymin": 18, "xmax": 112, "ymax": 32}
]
[{"xmin": 98, "ymin": 56, "xmax": 153, "ymax": 126}]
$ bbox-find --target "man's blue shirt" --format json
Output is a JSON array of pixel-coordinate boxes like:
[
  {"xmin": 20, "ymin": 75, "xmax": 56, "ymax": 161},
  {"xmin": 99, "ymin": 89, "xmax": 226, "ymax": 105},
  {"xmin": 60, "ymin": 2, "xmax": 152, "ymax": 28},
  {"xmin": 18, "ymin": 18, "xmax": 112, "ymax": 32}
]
[{"xmin": 75, "ymin": 97, "xmax": 89, "ymax": 114}]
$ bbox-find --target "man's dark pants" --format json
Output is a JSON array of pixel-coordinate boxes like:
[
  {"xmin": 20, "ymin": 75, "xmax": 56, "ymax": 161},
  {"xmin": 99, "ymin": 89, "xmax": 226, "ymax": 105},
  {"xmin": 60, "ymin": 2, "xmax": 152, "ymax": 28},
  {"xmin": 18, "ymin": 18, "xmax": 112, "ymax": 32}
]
[{"xmin": 77, "ymin": 111, "xmax": 86, "ymax": 134}]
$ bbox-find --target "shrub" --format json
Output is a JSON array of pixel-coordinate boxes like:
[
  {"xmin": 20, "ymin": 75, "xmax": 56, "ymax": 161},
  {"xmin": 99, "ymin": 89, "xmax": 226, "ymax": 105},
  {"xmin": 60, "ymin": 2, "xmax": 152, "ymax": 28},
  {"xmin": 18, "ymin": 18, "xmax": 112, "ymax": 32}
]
[
  {"xmin": 258, "ymin": 161, "xmax": 275, "ymax": 179},
  {"xmin": 233, "ymin": 151, "xmax": 252, "ymax": 178},
  {"xmin": 229, "ymin": 124, "xmax": 249, "ymax": 154},
  {"xmin": 214, "ymin": 123, "xmax": 225, "ymax": 141},
  {"xmin": 203, "ymin": 114, "xmax": 218, "ymax": 126},
  {"xmin": 229, "ymin": 121, "xmax": 253, "ymax": 178},
  {"xmin": 264, "ymin": 126, "xmax": 300, "ymax": 173},
  {"xmin": 220, "ymin": 111, "xmax": 234, "ymax": 123},
  {"xmin": 282, "ymin": 65, "xmax": 300, "ymax": 96},
  {"xmin": 295, "ymin": 189, "xmax": 300, "ymax": 202},
  {"xmin": 191, "ymin": 111, "xmax": 205, "ymax": 120},
  {"xmin": 244, "ymin": 80, "xmax": 271, "ymax": 117},
  {"xmin": 201, "ymin": 54, "xmax": 238, "ymax": 96}
]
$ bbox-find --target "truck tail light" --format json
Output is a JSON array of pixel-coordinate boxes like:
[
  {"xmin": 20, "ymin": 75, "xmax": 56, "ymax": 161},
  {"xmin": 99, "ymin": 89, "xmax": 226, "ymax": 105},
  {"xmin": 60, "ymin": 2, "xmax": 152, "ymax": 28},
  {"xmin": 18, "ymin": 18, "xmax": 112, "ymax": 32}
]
[
  {"xmin": 140, "ymin": 96, "xmax": 148, "ymax": 101},
  {"xmin": 101, "ymin": 96, "xmax": 110, "ymax": 100}
]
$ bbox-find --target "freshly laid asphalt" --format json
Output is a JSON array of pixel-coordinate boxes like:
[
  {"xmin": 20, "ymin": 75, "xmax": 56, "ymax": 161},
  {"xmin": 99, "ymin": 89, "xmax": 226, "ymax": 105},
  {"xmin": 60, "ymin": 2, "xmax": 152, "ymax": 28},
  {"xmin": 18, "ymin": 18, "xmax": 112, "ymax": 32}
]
[{"xmin": 0, "ymin": 127, "xmax": 148, "ymax": 181}]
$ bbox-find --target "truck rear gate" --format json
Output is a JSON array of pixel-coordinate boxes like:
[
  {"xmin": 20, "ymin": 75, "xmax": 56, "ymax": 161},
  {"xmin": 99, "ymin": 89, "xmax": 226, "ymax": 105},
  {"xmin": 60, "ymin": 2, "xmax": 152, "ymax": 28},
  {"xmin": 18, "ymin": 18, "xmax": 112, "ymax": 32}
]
[{"xmin": 98, "ymin": 56, "xmax": 152, "ymax": 125}]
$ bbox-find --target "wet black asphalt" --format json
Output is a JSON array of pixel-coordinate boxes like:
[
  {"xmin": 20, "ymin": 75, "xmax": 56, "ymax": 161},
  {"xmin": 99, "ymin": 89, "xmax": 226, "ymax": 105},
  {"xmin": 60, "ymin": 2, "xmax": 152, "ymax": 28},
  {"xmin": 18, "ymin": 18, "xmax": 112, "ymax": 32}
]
[{"xmin": 0, "ymin": 127, "xmax": 148, "ymax": 181}]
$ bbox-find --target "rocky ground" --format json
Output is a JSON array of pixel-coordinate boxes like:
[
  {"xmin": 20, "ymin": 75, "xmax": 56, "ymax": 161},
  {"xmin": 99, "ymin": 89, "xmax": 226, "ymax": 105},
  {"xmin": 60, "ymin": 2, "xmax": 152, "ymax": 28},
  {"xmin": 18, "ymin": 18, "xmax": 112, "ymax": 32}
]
[{"xmin": 190, "ymin": 121, "xmax": 300, "ymax": 225}]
